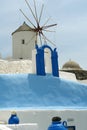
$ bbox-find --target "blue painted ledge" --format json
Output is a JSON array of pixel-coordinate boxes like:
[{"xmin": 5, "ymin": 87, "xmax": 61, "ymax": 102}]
[{"xmin": 0, "ymin": 74, "xmax": 87, "ymax": 109}]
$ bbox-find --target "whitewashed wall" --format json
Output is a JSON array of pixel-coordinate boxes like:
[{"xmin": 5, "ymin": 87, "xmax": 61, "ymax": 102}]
[
  {"xmin": 32, "ymin": 48, "xmax": 52, "ymax": 74},
  {"xmin": 78, "ymin": 80, "xmax": 87, "ymax": 84},
  {"xmin": 0, "ymin": 109, "xmax": 86, "ymax": 130},
  {"xmin": 59, "ymin": 71, "xmax": 77, "ymax": 81},
  {"xmin": 12, "ymin": 31, "xmax": 36, "ymax": 60}
]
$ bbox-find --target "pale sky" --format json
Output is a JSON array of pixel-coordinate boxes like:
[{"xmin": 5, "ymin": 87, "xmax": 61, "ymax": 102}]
[{"xmin": 0, "ymin": 0, "xmax": 87, "ymax": 69}]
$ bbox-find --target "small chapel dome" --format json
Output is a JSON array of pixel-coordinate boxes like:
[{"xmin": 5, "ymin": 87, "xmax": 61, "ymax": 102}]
[{"xmin": 62, "ymin": 60, "xmax": 82, "ymax": 70}]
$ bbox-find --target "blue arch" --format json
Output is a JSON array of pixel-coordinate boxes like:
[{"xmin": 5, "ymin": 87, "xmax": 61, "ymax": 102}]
[
  {"xmin": 36, "ymin": 44, "xmax": 54, "ymax": 53},
  {"xmin": 35, "ymin": 44, "xmax": 59, "ymax": 77},
  {"xmin": 41, "ymin": 45, "xmax": 53, "ymax": 52}
]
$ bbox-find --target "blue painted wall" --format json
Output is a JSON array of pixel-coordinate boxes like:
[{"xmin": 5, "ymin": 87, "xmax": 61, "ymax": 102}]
[{"xmin": 0, "ymin": 74, "xmax": 87, "ymax": 109}]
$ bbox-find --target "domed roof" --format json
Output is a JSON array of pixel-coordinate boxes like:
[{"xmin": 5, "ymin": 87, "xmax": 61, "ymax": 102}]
[{"xmin": 62, "ymin": 60, "xmax": 82, "ymax": 70}]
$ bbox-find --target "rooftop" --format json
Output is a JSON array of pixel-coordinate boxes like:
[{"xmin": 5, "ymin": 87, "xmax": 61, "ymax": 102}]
[
  {"xmin": 12, "ymin": 22, "xmax": 33, "ymax": 35},
  {"xmin": 62, "ymin": 60, "xmax": 82, "ymax": 70},
  {"xmin": 61, "ymin": 60, "xmax": 87, "ymax": 80}
]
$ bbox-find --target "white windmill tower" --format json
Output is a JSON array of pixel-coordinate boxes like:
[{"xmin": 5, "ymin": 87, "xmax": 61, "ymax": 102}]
[{"xmin": 12, "ymin": 0, "xmax": 57, "ymax": 61}]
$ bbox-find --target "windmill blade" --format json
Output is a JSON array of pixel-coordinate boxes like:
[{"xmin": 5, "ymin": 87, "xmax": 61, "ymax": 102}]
[
  {"xmin": 43, "ymin": 29, "xmax": 56, "ymax": 32},
  {"xmin": 39, "ymin": 32, "xmax": 42, "ymax": 45},
  {"xmin": 42, "ymin": 17, "xmax": 51, "ymax": 27},
  {"xmin": 41, "ymin": 32, "xmax": 56, "ymax": 47},
  {"xmin": 25, "ymin": 34, "xmax": 36, "ymax": 45},
  {"xmin": 33, "ymin": 0, "xmax": 39, "ymax": 26},
  {"xmin": 40, "ymin": 32, "xmax": 47, "ymax": 44},
  {"xmin": 20, "ymin": 9, "xmax": 36, "ymax": 28},
  {"xmin": 38, "ymin": 4, "xmax": 44, "ymax": 24},
  {"xmin": 25, "ymin": 0, "xmax": 38, "ymax": 25},
  {"xmin": 42, "ymin": 24, "xmax": 57, "ymax": 29}
]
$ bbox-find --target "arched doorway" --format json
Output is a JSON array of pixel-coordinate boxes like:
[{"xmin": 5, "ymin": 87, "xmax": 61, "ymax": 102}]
[{"xmin": 36, "ymin": 44, "xmax": 59, "ymax": 77}]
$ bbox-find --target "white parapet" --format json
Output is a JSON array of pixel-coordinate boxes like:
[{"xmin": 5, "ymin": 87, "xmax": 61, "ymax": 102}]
[
  {"xmin": 0, "ymin": 110, "xmax": 86, "ymax": 130},
  {"xmin": 0, "ymin": 125, "xmax": 12, "ymax": 130},
  {"xmin": 32, "ymin": 49, "xmax": 37, "ymax": 74},
  {"xmin": 7, "ymin": 123, "xmax": 38, "ymax": 130},
  {"xmin": 59, "ymin": 71, "xmax": 77, "ymax": 81}
]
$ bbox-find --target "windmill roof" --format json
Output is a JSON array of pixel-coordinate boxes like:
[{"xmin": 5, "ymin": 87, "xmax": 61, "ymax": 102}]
[{"xmin": 12, "ymin": 22, "xmax": 33, "ymax": 35}]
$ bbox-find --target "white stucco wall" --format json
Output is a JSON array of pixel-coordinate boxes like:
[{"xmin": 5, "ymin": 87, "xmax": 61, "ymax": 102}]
[
  {"xmin": 0, "ymin": 109, "xmax": 86, "ymax": 130},
  {"xmin": 32, "ymin": 48, "xmax": 52, "ymax": 74},
  {"xmin": 44, "ymin": 48, "xmax": 52, "ymax": 73},
  {"xmin": 78, "ymin": 80, "xmax": 87, "ymax": 84},
  {"xmin": 12, "ymin": 31, "xmax": 36, "ymax": 60},
  {"xmin": 59, "ymin": 71, "xmax": 77, "ymax": 81}
]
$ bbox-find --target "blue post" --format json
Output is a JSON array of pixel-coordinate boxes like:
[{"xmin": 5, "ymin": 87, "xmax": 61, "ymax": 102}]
[
  {"xmin": 36, "ymin": 46, "xmax": 45, "ymax": 76},
  {"xmin": 51, "ymin": 48, "xmax": 59, "ymax": 77}
]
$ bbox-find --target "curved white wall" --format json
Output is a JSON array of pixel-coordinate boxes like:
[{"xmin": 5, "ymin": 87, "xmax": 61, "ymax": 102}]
[
  {"xmin": 12, "ymin": 31, "xmax": 36, "ymax": 60},
  {"xmin": 0, "ymin": 110, "xmax": 87, "ymax": 130}
]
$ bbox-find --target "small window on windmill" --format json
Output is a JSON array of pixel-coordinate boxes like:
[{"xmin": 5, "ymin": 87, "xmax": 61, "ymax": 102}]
[{"xmin": 22, "ymin": 39, "xmax": 25, "ymax": 44}]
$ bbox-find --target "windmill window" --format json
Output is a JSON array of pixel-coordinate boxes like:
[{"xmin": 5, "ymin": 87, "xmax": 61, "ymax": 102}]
[{"xmin": 22, "ymin": 39, "xmax": 25, "ymax": 44}]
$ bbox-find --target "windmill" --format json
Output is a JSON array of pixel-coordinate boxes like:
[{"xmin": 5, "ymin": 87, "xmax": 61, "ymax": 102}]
[{"xmin": 20, "ymin": 0, "xmax": 57, "ymax": 47}]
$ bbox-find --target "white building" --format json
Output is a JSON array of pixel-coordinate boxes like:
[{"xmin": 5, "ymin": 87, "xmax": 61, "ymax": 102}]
[
  {"xmin": 12, "ymin": 22, "xmax": 36, "ymax": 60},
  {"xmin": 61, "ymin": 59, "xmax": 87, "ymax": 84}
]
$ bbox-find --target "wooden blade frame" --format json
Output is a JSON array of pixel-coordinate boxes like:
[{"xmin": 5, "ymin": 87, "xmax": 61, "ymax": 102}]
[
  {"xmin": 25, "ymin": 0, "xmax": 38, "ymax": 26},
  {"xmin": 41, "ymin": 32, "xmax": 56, "ymax": 47},
  {"xmin": 20, "ymin": 0, "xmax": 57, "ymax": 47},
  {"xmin": 20, "ymin": 9, "xmax": 36, "ymax": 28}
]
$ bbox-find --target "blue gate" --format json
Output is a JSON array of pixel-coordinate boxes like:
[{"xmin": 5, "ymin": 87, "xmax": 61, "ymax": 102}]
[{"xmin": 35, "ymin": 44, "xmax": 59, "ymax": 77}]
